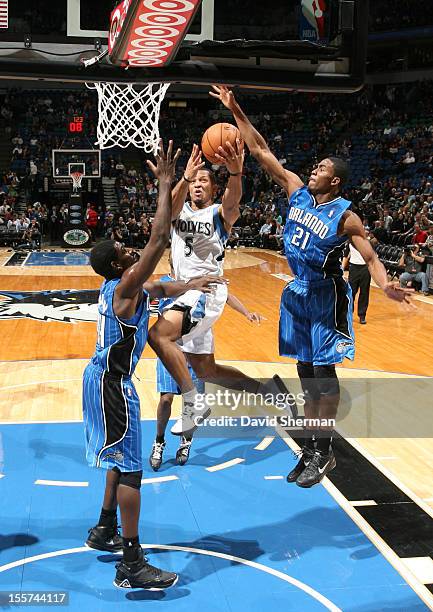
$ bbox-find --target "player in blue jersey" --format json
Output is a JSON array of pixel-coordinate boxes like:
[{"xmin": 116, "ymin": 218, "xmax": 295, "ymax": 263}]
[
  {"xmin": 212, "ymin": 85, "xmax": 413, "ymax": 487},
  {"xmin": 149, "ymin": 258, "xmax": 264, "ymax": 471},
  {"xmin": 83, "ymin": 140, "xmax": 224, "ymax": 591}
]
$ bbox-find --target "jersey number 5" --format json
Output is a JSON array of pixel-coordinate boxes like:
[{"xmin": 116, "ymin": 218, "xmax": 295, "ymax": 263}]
[
  {"xmin": 184, "ymin": 236, "xmax": 193, "ymax": 257},
  {"xmin": 291, "ymin": 226, "xmax": 311, "ymax": 250}
]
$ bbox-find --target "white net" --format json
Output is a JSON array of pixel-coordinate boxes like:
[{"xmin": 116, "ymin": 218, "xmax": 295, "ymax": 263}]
[
  {"xmin": 86, "ymin": 82, "xmax": 170, "ymax": 153},
  {"xmin": 70, "ymin": 171, "xmax": 83, "ymax": 192}
]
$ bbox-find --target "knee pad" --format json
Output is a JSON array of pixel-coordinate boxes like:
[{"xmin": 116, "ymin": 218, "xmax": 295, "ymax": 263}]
[
  {"xmin": 118, "ymin": 470, "xmax": 143, "ymax": 490},
  {"xmin": 297, "ymin": 361, "xmax": 321, "ymax": 401},
  {"xmin": 314, "ymin": 365, "xmax": 340, "ymax": 396}
]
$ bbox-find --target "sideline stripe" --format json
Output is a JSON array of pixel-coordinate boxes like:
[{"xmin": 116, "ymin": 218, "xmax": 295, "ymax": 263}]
[
  {"xmin": 350, "ymin": 500, "xmax": 377, "ymax": 507},
  {"xmin": 264, "ymin": 475, "xmax": 284, "ymax": 480},
  {"xmin": 206, "ymin": 458, "xmax": 244, "ymax": 472},
  {"xmin": 276, "ymin": 425, "xmax": 433, "ymax": 610},
  {"xmin": 141, "ymin": 475, "xmax": 178, "ymax": 485},
  {"xmin": 35, "ymin": 480, "xmax": 88, "ymax": 487},
  {"xmin": 254, "ymin": 436, "xmax": 275, "ymax": 451},
  {"xmin": 0, "ymin": 544, "xmax": 341, "ymax": 611}
]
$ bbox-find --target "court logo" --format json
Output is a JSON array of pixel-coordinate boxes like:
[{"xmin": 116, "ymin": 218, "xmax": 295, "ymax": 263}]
[
  {"xmin": 0, "ymin": 290, "xmax": 99, "ymax": 323},
  {"xmin": 0, "ymin": 290, "xmax": 159, "ymax": 323},
  {"xmin": 63, "ymin": 229, "xmax": 90, "ymax": 246}
]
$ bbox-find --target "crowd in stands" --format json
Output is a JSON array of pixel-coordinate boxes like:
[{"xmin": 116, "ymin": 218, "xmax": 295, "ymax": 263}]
[{"xmin": 0, "ymin": 80, "xmax": 432, "ymax": 290}]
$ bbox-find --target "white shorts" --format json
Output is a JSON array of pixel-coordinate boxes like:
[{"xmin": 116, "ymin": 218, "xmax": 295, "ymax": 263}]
[{"xmin": 162, "ymin": 283, "xmax": 228, "ymax": 355}]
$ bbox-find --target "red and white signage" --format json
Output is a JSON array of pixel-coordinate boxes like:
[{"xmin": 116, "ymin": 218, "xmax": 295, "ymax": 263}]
[
  {"xmin": 109, "ymin": 0, "xmax": 202, "ymax": 68},
  {"xmin": 0, "ymin": 0, "xmax": 8, "ymax": 29}
]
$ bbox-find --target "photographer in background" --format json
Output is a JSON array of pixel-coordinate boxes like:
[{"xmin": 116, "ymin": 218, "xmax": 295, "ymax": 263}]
[{"xmin": 399, "ymin": 244, "xmax": 429, "ymax": 296}]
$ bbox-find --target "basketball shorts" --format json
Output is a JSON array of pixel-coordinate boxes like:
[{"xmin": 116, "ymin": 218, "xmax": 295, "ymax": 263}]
[
  {"xmin": 162, "ymin": 283, "xmax": 228, "ymax": 355},
  {"xmin": 279, "ymin": 277, "xmax": 355, "ymax": 366},
  {"xmin": 82, "ymin": 363, "xmax": 142, "ymax": 471},
  {"xmin": 156, "ymin": 358, "xmax": 205, "ymax": 395}
]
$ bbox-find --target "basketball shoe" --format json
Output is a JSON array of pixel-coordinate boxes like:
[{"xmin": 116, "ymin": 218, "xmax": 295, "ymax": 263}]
[
  {"xmin": 149, "ymin": 440, "xmax": 166, "ymax": 471},
  {"xmin": 286, "ymin": 447, "xmax": 314, "ymax": 483},
  {"xmin": 85, "ymin": 525, "xmax": 122, "ymax": 553},
  {"xmin": 176, "ymin": 437, "xmax": 192, "ymax": 466},
  {"xmin": 171, "ymin": 397, "xmax": 210, "ymax": 436},
  {"xmin": 114, "ymin": 547, "xmax": 178, "ymax": 590},
  {"xmin": 296, "ymin": 449, "xmax": 336, "ymax": 488}
]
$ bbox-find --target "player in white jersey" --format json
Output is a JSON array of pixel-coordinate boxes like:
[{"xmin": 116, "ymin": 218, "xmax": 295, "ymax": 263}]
[{"xmin": 148, "ymin": 143, "xmax": 296, "ymax": 435}]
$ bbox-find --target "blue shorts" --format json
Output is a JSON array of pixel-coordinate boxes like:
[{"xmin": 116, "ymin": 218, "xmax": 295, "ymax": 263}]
[
  {"xmin": 156, "ymin": 358, "xmax": 205, "ymax": 395},
  {"xmin": 279, "ymin": 277, "xmax": 355, "ymax": 366},
  {"xmin": 82, "ymin": 363, "xmax": 142, "ymax": 471}
]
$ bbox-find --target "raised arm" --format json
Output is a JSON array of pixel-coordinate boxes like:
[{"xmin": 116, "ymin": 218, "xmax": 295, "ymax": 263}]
[
  {"xmin": 342, "ymin": 211, "xmax": 413, "ymax": 304},
  {"xmin": 210, "ymin": 85, "xmax": 304, "ymax": 197},
  {"xmin": 116, "ymin": 140, "xmax": 180, "ymax": 301},
  {"xmin": 171, "ymin": 144, "xmax": 205, "ymax": 221},
  {"xmin": 144, "ymin": 276, "xmax": 227, "ymax": 299},
  {"xmin": 213, "ymin": 139, "xmax": 244, "ymax": 230}
]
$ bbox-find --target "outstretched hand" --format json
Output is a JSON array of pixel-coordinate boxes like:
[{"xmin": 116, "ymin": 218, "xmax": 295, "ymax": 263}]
[
  {"xmin": 184, "ymin": 144, "xmax": 205, "ymax": 182},
  {"xmin": 246, "ymin": 312, "xmax": 266, "ymax": 324},
  {"xmin": 383, "ymin": 282, "xmax": 414, "ymax": 305},
  {"xmin": 187, "ymin": 276, "xmax": 228, "ymax": 294},
  {"xmin": 209, "ymin": 85, "xmax": 237, "ymax": 110},
  {"xmin": 214, "ymin": 139, "xmax": 244, "ymax": 175},
  {"xmin": 147, "ymin": 139, "xmax": 181, "ymax": 181}
]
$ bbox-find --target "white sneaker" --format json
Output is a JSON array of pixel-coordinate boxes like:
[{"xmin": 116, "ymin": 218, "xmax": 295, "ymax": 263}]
[{"xmin": 170, "ymin": 400, "xmax": 211, "ymax": 436}]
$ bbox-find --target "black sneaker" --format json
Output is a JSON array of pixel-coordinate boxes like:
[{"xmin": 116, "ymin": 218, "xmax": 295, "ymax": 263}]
[
  {"xmin": 286, "ymin": 447, "xmax": 314, "ymax": 483},
  {"xmin": 149, "ymin": 440, "xmax": 166, "ymax": 472},
  {"xmin": 85, "ymin": 525, "xmax": 122, "ymax": 553},
  {"xmin": 114, "ymin": 547, "xmax": 178, "ymax": 591},
  {"xmin": 176, "ymin": 437, "xmax": 192, "ymax": 466},
  {"xmin": 359, "ymin": 316, "xmax": 367, "ymax": 324},
  {"xmin": 296, "ymin": 450, "xmax": 336, "ymax": 488}
]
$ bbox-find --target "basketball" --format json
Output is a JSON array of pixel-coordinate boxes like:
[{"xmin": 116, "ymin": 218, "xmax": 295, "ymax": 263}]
[{"xmin": 201, "ymin": 122, "xmax": 243, "ymax": 165}]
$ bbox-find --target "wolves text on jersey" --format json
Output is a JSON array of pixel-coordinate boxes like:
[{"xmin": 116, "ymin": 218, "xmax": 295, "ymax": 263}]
[{"xmin": 175, "ymin": 218, "xmax": 212, "ymax": 237}]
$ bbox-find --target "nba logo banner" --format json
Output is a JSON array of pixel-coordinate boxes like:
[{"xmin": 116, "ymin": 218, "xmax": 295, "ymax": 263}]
[
  {"xmin": 0, "ymin": 0, "xmax": 8, "ymax": 29},
  {"xmin": 299, "ymin": 0, "xmax": 327, "ymax": 42}
]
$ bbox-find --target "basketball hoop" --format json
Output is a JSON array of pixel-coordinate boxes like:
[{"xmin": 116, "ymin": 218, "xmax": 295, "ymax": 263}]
[
  {"xmin": 86, "ymin": 82, "xmax": 170, "ymax": 153},
  {"xmin": 70, "ymin": 171, "xmax": 84, "ymax": 192}
]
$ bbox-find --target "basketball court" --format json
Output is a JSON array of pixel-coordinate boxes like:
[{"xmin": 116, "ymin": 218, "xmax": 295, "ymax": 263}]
[{"xmin": 0, "ymin": 1, "xmax": 432, "ymax": 610}]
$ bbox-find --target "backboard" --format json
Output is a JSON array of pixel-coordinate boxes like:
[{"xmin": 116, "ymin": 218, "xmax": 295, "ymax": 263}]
[
  {"xmin": 52, "ymin": 150, "xmax": 101, "ymax": 179},
  {"xmin": 0, "ymin": 0, "xmax": 368, "ymax": 93}
]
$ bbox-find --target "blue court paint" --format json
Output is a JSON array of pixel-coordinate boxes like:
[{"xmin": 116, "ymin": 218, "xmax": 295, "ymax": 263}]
[
  {"xmin": 0, "ymin": 423, "xmax": 427, "ymax": 611},
  {"xmin": 25, "ymin": 252, "xmax": 90, "ymax": 266}
]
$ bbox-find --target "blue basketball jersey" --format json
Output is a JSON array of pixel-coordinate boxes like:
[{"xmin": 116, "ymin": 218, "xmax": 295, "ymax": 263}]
[
  {"xmin": 92, "ymin": 279, "xmax": 150, "ymax": 376},
  {"xmin": 283, "ymin": 186, "xmax": 351, "ymax": 281}
]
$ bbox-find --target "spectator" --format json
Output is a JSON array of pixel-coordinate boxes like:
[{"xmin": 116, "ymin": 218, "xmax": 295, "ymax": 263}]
[{"xmin": 399, "ymin": 244, "xmax": 429, "ymax": 296}]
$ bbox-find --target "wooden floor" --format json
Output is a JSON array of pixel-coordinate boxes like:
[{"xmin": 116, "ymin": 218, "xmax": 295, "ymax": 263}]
[{"xmin": 0, "ymin": 247, "xmax": 432, "ymax": 512}]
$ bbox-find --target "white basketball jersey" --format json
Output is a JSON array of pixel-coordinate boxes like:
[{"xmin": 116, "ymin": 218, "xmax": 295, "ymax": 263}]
[{"xmin": 171, "ymin": 202, "xmax": 228, "ymax": 281}]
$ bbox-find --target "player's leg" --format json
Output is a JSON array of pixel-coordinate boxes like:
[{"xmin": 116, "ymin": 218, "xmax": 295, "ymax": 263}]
[
  {"xmin": 357, "ymin": 266, "xmax": 371, "ymax": 322},
  {"xmin": 148, "ymin": 310, "xmax": 195, "ymax": 393},
  {"xmin": 112, "ymin": 380, "xmax": 178, "ymax": 590},
  {"xmin": 298, "ymin": 279, "xmax": 354, "ymax": 487},
  {"xmin": 149, "ymin": 393, "xmax": 173, "ymax": 471},
  {"xmin": 286, "ymin": 361, "xmax": 320, "ymax": 483},
  {"xmin": 348, "ymin": 265, "xmax": 360, "ymax": 313},
  {"xmin": 83, "ymin": 364, "xmax": 122, "ymax": 553}
]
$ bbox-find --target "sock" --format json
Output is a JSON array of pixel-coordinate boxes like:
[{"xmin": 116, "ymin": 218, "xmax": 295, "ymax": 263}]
[
  {"xmin": 98, "ymin": 507, "xmax": 117, "ymax": 528},
  {"xmin": 122, "ymin": 535, "xmax": 141, "ymax": 563},
  {"xmin": 316, "ymin": 432, "xmax": 333, "ymax": 454},
  {"xmin": 156, "ymin": 435, "xmax": 165, "ymax": 444},
  {"xmin": 304, "ymin": 430, "xmax": 316, "ymax": 452}
]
